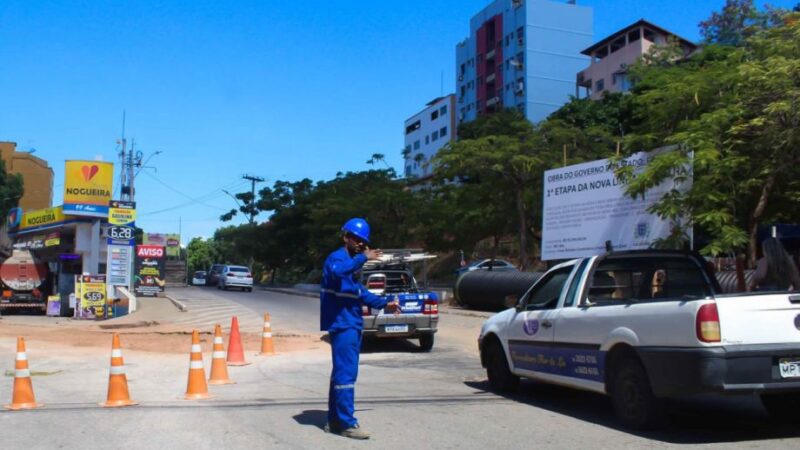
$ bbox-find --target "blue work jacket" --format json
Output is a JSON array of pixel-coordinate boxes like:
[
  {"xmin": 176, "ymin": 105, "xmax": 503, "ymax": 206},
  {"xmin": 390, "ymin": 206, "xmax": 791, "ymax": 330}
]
[{"xmin": 320, "ymin": 247, "xmax": 388, "ymax": 332}]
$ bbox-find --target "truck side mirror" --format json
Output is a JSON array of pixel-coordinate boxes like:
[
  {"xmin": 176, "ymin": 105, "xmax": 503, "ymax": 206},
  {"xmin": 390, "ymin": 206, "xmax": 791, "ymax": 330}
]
[{"xmin": 504, "ymin": 294, "xmax": 519, "ymax": 309}]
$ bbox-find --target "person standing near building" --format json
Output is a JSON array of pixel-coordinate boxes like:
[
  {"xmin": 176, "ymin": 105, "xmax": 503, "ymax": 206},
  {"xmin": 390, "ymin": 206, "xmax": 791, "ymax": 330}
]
[
  {"xmin": 750, "ymin": 237, "xmax": 800, "ymax": 291},
  {"xmin": 320, "ymin": 218, "xmax": 399, "ymax": 440}
]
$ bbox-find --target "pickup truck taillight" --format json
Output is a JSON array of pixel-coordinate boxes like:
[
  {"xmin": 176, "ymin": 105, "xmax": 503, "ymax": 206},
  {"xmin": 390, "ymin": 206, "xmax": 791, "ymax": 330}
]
[
  {"xmin": 696, "ymin": 303, "xmax": 721, "ymax": 343},
  {"xmin": 362, "ymin": 305, "xmax": 371, "ymax": 316},
  {"xmin": 423, "ymin": 300, "xmax": 438, "ymax": 315}
]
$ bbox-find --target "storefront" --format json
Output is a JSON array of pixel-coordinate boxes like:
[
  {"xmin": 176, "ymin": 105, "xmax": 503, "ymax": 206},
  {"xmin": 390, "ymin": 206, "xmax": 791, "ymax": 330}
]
[{"xmin": 7, "ymin": 205, "xmax": 110, "ymax": 315}]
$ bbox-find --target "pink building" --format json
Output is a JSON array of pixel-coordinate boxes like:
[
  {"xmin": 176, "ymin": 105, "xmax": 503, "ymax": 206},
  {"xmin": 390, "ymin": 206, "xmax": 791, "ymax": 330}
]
[{"xmin": 576, "ymin": 19, "xmax": 696, "ymax": 100}]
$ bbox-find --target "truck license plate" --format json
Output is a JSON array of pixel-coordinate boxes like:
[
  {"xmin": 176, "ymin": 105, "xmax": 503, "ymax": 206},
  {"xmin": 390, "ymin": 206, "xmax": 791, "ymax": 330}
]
[
  {"xmin": 384, "ymin": 325, "xmax": 408, "ymax": 333},
  {"xmin": 779, "ymin": 359, "xmax": 800, "ymax": 378}
]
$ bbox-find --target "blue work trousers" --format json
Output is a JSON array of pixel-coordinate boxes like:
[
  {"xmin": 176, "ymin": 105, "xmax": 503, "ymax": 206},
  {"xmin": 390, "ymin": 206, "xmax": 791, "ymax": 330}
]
[{"xmin": 328, "ymin": 328, "xmax": 361, "ymax": 429}]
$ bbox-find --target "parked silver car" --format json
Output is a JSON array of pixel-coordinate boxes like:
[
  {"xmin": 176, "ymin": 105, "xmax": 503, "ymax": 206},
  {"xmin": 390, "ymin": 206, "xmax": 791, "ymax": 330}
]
[
  {"xmin": 217, "ymin": 265, "xmax": 254, "ymax": 292},
  {"xmin": 455, "ymin": 258, "xmax": 518, "ymax": 277}
]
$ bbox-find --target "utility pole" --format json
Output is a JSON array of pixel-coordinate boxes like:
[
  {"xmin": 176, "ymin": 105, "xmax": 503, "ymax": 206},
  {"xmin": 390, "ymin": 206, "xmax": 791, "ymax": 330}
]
[{"xmin": 242, "ymin": 174, "xmax": 264, "ymax": 224}]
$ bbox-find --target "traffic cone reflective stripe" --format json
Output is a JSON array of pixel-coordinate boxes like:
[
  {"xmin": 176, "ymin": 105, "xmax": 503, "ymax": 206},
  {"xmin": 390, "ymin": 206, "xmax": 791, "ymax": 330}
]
[
  {"xmin": 259, "ymin": 313, "xmax": 275, "ymax": 355},
  {"xmin": 208, "ymin": 324, "xmax": 235, "ymax": 385},
  {"xmin": 226, "ymin": 316, "xmax": 250, "ymax": 366},
  {"xmin": 184, "ymin": 329, "xmax": 211, "ymax": 400},
  {"xmin": 5, "ymin": 337, "xmax": 43, "ymax": 410},
  {"xmin": 101, "ymin": 333, "xmax": 137, "ymax": 407}
]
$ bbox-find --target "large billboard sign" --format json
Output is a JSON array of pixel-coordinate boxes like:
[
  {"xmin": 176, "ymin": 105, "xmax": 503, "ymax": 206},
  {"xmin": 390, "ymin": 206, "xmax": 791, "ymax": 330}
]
[
  {"xmin": 144, "ymin": 233, "xmax": 181, "ymax": 258},
  {"xmin": 541, "ymin": 149, "xmax": 691, "ymax": 261},
  {"xmin": 63, "ymin": 160, "xmax": 114, "ymax": 217},
  {"xmin": 134, "ymin": 245, "xmax": 165, "ymax": 297}
]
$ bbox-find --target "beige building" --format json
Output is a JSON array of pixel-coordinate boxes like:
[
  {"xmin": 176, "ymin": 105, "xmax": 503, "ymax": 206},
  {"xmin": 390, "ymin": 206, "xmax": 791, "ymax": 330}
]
[
  {"xmin": 577, "ymin": 19, "xmax": 697, "ymax": 100},
  {"xmin": 0, "ymin": 141, "xmax": 54, "ymax": 211}
]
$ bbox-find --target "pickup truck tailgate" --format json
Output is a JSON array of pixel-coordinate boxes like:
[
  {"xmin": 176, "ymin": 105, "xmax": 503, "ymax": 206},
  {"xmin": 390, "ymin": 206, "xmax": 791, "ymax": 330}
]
[{"xmin": 715, "ymin": 293, "xmax": 800, "ymax": 345}]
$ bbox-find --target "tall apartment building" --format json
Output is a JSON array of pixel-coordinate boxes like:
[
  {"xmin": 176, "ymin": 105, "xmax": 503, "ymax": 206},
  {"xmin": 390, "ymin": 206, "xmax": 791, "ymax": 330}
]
[
  {"xmin": 455, "ymin": 0, "xmax": 592, "ymax": 125},
  {"xmin": 403, "ymin": 95, "xmax": 456, "ymax": 179},
  {"xmin": 0, "ymin": 141, "xmax": 54, "ymax": 211},
  {"xmin": 576, "ymin": 19, "xmax": 697, "ymax": 100}
]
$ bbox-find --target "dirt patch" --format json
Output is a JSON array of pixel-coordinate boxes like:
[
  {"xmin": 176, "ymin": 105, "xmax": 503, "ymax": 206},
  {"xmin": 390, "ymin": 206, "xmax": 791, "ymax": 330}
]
[{"xmin": 98, "ymin": 321, "xmax": 160, "ymax": 330}]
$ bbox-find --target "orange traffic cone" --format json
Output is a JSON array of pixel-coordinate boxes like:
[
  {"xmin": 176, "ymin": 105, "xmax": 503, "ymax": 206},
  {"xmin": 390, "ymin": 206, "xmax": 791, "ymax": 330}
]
[
  {"xmin": 208, "ymin": 324, "xmax": 235, "ymax": 385},
  {"xmin": 259, "ymin": 313, "xmax": 275, "ymax": 355},
  {"xmin": 226, "ymin": 316, "xmax": 250, "ymax": 366},
  {"xmin": 5, "ymin": 337, "xmax": 43, "ymax": 410},
  {"xmin": 184, "ymin": 330, "xmax": 211, "ymax": 400},
  {"xmin": 101, "ymin": 333, "xmax": 138, "ymax": 407}
]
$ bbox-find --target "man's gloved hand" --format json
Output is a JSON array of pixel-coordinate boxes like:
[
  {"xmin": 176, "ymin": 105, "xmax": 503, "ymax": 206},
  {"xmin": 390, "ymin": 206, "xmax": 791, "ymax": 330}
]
[{"xmin": 364, "ymin": 248, "xmax": 383, "ymax": 261}]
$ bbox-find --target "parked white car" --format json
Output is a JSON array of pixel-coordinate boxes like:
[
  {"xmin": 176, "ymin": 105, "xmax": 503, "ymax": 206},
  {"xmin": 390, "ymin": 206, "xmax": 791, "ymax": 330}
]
[
  {"xmin": 191, "ymin": 271, "xmax": 207, "ymax": 286},
  {"xmin": 217, "ymin": 265, "xmax": 253, "ymax": 292},
  {"xmin": 479, "ymin": 250, "xmax": 800, "ymax": 429}
]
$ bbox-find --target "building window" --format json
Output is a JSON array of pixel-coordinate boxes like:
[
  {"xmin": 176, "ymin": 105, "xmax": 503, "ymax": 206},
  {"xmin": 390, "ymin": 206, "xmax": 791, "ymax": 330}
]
[
  {"xmin": 643, "ymin": 28, "xmax": 656, "ymax": 42},
  {"xmin": 440, "ymin": 126, "xmax": 447, "ymax": 137},
  {"xmin": 405, "ymin": 166, "xmax": 412, "ymax": 177},
  {"xmin": 628, "ymin": 29, "xmax": 641, "ymax": 43},
  {"xmin": 440, "ymin": 105, "xmax": 447, "ymax": 115},
  {"xmin": 405, "ymin": 120, "xmax": 421, "ymax": 134},
  {"xmin": 431, "ymin": 110, "xmax": 439, "ymax": 120},
  {"xmin": 516, "ymin": 27, "xmax": 524, "ymax": 45},
  {"xmin": 595, "ymin": 46, "xmax": 608, "ymax": 62},
  {"xmin": 613, "ymin": 73, "xmax": 633, "ymax": 92},
  {"xmin": 414, "ymin": 140, "xmax": 420, "ymax": 150},
  {"xmin": 404, "ymin": 145, "xmax": 412, "ymax": 155},
  {"xmin": 517, "ymin": 103, "xmax": 525, "ymax": 113},
  {"xmin": 425, "ymin": 135, "xmax": 430, "ymax": 144},
  {"xmin": 610, "ymin": 36, "xmax": 626, "ymax": 53},
  {"xmin": 504, "ymin": 35, "xmax": 509, "ymax": 47},
  {"xmin": 432, "ymin": 130, "xmax": 439, "ymax": 141},
  {"xmin": 595, "ymin": 78, "xmax": 605, "ymax": 92}
]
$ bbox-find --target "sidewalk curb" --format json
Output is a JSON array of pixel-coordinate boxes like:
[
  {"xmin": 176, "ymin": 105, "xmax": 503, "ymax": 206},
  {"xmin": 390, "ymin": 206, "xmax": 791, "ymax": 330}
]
[
  {"xmin": 260, "ymin": 287, "xmax": 318, "ymax": 299},
  {"xmin": 163, "ymin": 294, "xmax": 189, "ymax": 312}
]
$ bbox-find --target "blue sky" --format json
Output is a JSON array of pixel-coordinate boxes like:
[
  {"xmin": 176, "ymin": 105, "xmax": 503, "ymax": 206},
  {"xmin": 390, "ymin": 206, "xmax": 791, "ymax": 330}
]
[{"xmin": 0, "ymin": 0, "xmax": 795, "ymax": 242}]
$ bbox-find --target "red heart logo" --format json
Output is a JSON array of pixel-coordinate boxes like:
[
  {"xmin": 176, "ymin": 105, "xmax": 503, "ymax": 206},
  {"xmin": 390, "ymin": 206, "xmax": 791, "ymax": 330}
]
[{"xmin": 81, "ymin": 165, "xmax": 99, "ymax": 181}]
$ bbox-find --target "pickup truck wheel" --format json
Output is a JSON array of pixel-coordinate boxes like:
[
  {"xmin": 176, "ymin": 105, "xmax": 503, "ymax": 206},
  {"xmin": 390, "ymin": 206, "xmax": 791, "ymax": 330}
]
[
  {"xmin": 418, "ymin": 334, "xmax": 434, "ymax": 352},
  {"xmin": 485, "ymin": 341, "xmax": 519, "ymax": 393},
  {"xmin": 611, "ymin": 358, "xmax": 664, "ymax": 430},
  {"xmin": 761, "ymin": 393, "xmax": 800, "ymax": 420}
]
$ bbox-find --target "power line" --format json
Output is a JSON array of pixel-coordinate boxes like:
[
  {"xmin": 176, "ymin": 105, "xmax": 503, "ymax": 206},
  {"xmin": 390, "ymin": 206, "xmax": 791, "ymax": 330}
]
[
  {"xmin": 140, "ymin": 170, "xmax": 231, "ymax": 211},
  {"xmin": 138, "ymin": 179, "xmax": 248, "ymax": 217}
]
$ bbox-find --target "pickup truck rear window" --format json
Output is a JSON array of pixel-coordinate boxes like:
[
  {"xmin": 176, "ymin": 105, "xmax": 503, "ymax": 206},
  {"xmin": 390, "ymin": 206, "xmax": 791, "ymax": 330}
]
[
  {"xmin": 588, "ymin": 256, "xmax": 712, "ymax": 303},
  {"xmin": 363, "ymin": 271, "xmax": 417, "ymax": 293}
]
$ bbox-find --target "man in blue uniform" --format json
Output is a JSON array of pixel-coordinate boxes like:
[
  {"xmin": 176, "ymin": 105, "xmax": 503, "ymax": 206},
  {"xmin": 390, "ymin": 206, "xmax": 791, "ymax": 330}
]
[{"xmin": 320, "ymin": 218, "xmax": 399, "ymax": 440}]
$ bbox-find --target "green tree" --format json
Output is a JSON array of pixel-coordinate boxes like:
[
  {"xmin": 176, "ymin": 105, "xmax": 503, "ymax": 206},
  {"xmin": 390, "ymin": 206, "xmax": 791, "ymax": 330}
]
[
  {"xmin": 699, "ymin": 0, "xmax": 787, "ymax": 45},
  {"xmin": 622, "ymin": 12, "xmax": 800, "ymax": 264},
  {"xmin": 434, "ymin": 110, "xmax": 550, "ymax": 268},
  {"xmin": 0, "ymin": 159, "xmax": 23, "ymax": 221},
  {"xmin": 187, "ymin": 237, "xmax": 216, "ymax": 274}
]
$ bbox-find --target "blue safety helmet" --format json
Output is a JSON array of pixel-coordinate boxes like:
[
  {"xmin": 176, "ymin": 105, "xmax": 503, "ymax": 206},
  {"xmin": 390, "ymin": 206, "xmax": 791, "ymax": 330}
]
[{"xmin": 342, "ymin": 218, "xmax": 370, "ymax": 243}]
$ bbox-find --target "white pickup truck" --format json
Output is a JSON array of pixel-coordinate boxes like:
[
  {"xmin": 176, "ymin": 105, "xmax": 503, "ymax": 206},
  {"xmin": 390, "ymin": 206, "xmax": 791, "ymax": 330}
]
[{"xmin": 478, "ymin": 250, "xmax": 800, "ymax": 429}]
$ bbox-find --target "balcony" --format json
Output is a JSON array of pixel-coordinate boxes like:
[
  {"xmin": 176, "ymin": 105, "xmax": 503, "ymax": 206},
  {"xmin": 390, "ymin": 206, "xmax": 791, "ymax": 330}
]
[
  {"xmin": 486, "ymin": 49, "xmax": 496, "ymax": 61},
  {"xmin": 486, "ymin": 72, "xmax": 496, "ymax": 84},
  {"xmin": 577, "ymin": 71, "xmax": 591, "ymax": 89},
  {"xmin": 486, "ymin": 96, "xmax": 501, "ymax": 107}
]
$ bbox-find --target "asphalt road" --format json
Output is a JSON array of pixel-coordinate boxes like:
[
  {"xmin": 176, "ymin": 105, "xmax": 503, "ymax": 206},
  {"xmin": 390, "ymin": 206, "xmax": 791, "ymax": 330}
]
[{"xmin": 2, "ymin": 287, "xmax": 799, "ymax": 449}]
